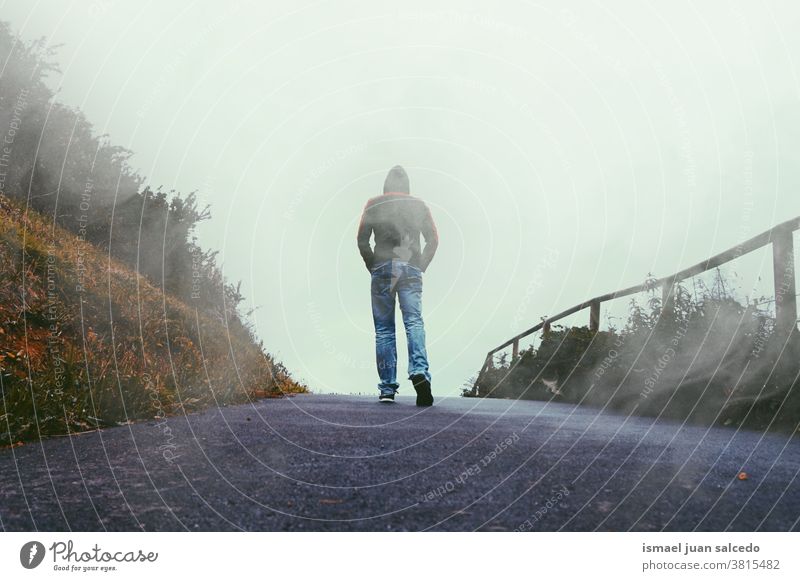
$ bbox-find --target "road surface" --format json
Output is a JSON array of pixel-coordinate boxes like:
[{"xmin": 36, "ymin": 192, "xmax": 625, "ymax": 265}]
[{"xmin": 1, "ymin": 395, "xmax": 798, "ymax": 531}]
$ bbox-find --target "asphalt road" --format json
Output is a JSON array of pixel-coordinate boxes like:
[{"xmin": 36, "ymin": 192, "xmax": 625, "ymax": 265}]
[{"xmin": 1, "ymin": 395, "xmax": 798, "ymax": 531}]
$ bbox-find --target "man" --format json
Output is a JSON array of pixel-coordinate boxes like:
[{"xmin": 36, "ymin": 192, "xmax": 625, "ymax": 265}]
[{"xmin": 357, "ymin": 165, "xmax": 438, "ymax": 406}]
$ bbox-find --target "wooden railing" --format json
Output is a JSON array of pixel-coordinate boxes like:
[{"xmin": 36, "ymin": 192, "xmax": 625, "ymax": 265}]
[{"xmin": 473, "ymin": 216, "xmax": 800, "ymax": 388}]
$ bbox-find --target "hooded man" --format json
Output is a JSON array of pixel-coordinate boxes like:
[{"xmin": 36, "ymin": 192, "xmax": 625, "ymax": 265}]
[{"xmin": 357, "ymin": 165, "xmax": 439, "ymax": 405}]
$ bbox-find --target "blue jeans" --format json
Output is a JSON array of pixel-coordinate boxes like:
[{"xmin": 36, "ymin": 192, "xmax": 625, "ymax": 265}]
[{"xmin": 370, "ymin": 260, "xmax": 431, "ymax": 396}]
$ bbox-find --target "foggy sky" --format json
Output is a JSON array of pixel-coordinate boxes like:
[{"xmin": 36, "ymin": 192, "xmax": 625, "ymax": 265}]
[{"xmin": 3, "ymin": 0, "xmax": 799, "ymax": 396}]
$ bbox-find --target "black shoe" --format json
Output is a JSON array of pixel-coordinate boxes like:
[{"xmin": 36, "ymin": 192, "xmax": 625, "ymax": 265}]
[
  {"xmin": 378, "ymin": 393, "xmax": 395, "ymax": 403},
  {"xmin": 410, "ymin": 374, "xmax": 434, "ymax": 407}
]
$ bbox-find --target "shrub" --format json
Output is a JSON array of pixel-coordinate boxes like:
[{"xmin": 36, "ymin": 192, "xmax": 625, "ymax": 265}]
[{"xmin": 469, "ymin": 275, "xmax": 800, "ymax": 433}]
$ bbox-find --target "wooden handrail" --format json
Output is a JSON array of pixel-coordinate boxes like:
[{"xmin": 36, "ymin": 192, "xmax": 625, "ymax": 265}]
[{"xmin": 474, "ymin": 215, "xmax": 799, "ymax": 387}]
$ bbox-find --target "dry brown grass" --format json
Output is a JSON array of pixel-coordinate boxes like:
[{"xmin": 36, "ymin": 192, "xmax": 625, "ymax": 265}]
[{"xmin": 0, "ymin": 194, "xmax": 306, "ymax": 445}]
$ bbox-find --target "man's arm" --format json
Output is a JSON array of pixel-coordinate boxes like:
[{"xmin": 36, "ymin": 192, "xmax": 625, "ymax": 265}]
[
  {"xmin": 356, "ymin": 200, "xmax": 375, "ymax": 271},
  {"xmin": 419, "ymin": 202, "xmax": 439, "ymax": 272}
]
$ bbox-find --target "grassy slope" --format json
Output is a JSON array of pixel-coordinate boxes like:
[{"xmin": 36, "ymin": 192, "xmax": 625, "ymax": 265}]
[{"xmin": 0, "ymin": 194, "xmax": 306, "ymax": 445}]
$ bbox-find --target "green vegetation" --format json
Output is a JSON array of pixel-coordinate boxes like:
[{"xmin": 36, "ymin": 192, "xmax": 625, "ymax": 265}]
[
  {"xmin": 0, "ymin": 22, "xmax": 305, "ymax": 445},
  {"xmin": 466, "ymin": 275, "xmax": 800, "ymax": 433},
  {"xmin": 0, "ymin": 21, "xmax": 243, "ymax": 318}
]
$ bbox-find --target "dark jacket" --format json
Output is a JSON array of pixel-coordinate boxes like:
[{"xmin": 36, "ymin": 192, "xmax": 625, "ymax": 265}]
[{"xmin": 357, "ymin": 192, "xmax": 439, "ymax": 272}]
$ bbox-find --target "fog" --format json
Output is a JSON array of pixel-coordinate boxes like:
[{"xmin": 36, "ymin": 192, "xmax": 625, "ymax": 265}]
[{"xmin": 3, "ymin": 0, "xmax": 799, "ymax": 397}]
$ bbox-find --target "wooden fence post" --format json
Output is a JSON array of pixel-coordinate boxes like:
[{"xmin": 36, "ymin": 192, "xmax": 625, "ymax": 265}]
[
  {"xmin": 471, "ymin": 354, "xmax": 493, "ymax": 396},
  {"xmin": 773, "ymin": 227, "xmax": 797, "ymax": 333},
  {"xmin": 662, "ymin": 277, "xmax": 674, "ymax": 321},
  {"xmin": 512, "ymin": 339, "xmax": 519, "ymax": 359},
  {"xmin": 589, "ymin": 300, "xmax": 600, "ymax": 332}
]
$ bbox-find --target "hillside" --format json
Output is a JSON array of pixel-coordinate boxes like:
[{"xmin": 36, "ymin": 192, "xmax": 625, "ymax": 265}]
[{"xmin": 0, "ymin": 194, "xmax": 306, "ymax": 446}]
